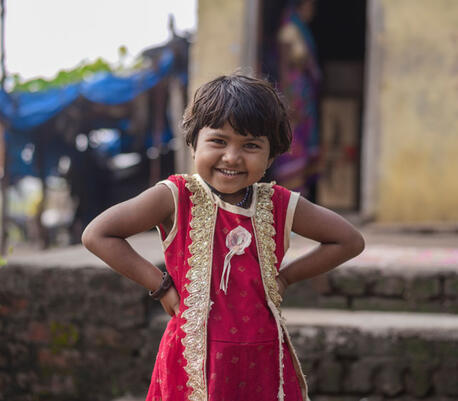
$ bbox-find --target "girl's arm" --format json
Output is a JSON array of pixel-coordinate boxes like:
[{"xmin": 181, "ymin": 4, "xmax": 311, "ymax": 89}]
[
  {"xmin": 277, "ymin": 196, "xmax": 365, "ymax": 292},
  {"xmin": 81, "ymin": 183, "xmax": 180, "ymax": 315}
]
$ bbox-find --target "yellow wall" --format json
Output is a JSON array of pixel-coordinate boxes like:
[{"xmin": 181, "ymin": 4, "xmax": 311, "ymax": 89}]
[
  {"xmin": 189, "ymin": 0, "xmax": 246, "ymax": 96},
  {"xmin": 190, "ymin": 0, "xmax": 458, "ymax": 222},
  {"xmin": 377, "ymin": 0, "xmax": 458, "ymax": 222}
]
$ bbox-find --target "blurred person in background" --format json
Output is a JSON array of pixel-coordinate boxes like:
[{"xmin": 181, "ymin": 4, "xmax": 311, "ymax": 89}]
[{"xmin": 272, "ymin": 0, "xmax": 321, "ymax": 199}]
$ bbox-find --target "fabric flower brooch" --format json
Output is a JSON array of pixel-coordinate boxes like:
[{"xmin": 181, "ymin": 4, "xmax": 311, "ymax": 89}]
[{"xmin": 220, "ymin": 225, "xmax": 252, "ymax": 294}]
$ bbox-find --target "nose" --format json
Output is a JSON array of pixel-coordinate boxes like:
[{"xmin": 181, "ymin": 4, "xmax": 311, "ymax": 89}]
[{"xmin": 222, "ymin": 146, "xmax": 241, "ymax": 164}]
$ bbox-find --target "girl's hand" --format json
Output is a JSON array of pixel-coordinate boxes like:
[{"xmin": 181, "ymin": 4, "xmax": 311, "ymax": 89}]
[
  {"xmin": 276, "ymin": 275, "xmax": 287, "ymax": 298},
  {"xmin": 160, "ymin": 286, "xmax": 181, "ymax": 317}
]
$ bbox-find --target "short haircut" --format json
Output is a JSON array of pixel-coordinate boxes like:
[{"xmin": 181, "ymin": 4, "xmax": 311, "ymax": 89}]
[{"xmin": 182, "ymin": 74, "xmax": 292, "ymax": 158}]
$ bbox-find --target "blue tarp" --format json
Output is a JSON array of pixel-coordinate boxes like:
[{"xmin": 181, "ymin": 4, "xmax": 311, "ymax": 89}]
[
  {"xmin": 0, "ymin": 49, "xmax": 174, "ymax": 131},
  {"xmin": 1, "ymin": 49, "xmax": 177, "ymax": 182}
]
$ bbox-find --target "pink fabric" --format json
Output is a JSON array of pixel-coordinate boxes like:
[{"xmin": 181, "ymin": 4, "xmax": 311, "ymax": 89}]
[
  {"xmin": 145, "ymin": 175, "xmax": 303, "ymax": 401},
  {"xmin": 207, "ymin": 341, "xmax": 302, "ymax": 401}
]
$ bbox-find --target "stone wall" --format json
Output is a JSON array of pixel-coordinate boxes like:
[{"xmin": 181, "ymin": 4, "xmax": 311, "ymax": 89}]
[
  {"xmin": 283, "ymin": 263, "xmax": 458, "ymax": 314},
  {"xmin": 288, "ymin": 322, "xmax": 458, "ymax": 401},
  {"xmin": 0, "ymin": 264, "xmax": 166, "ymax": 401},
  {"xmin": 1, "ymin": 264, "xmax": 457, "ymax": 401}
]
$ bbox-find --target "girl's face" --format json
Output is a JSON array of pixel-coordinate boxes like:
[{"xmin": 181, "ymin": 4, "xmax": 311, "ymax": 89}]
[{"xmin": 192, "ymin": 122, "xmax": 273, "ymax": 202}]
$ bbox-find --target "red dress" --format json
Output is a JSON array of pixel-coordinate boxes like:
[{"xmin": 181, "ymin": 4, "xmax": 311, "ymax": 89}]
[{"xmin": 146, "ymin": 174, "xmax": 310, "ymax": 401}]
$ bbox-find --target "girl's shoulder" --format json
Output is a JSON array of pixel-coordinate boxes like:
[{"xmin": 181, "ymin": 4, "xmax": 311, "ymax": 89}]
[
  {"xmin": 159, "ymin": 174, "xmax": 193, "ymax": 194},
  {"xmin": 257, "ymin": 182, "xmax": 299, "ymax": 204},
  {"xmin": 256, "ymin": 182, "xmax": 300, "ymax": 220},
  {"xmin": 272, "ymin": 183, "xmax": 293, "ymax": 196},
  {"xmin": 163, "ymin": 174, "xmax": 186, "ymax": 186},
  {"xmin": 158, "ymin": 174, "xmax": 200, "ymax": 204}
]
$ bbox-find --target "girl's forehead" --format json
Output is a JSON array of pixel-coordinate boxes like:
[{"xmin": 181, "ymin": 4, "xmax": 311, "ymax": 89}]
[{"xmin": 201, "ymin": 123, "xmax": 268, "ymax": 141}]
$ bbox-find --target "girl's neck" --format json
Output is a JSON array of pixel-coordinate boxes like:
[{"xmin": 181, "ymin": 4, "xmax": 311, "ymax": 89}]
[{"xmin": 206, "ymin": 182, "xmax": 253, "ymax": 208}]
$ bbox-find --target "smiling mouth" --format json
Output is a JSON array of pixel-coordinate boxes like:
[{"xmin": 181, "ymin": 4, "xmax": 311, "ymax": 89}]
[{"xmin": 216, "ymin": 168, "xmax": 245, "ymax": 176}]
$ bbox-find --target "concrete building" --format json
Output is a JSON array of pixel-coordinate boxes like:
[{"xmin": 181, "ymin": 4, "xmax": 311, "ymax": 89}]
[{"xmin": 188, "ymin": 0, "xmax": 458, "ymax": 225}]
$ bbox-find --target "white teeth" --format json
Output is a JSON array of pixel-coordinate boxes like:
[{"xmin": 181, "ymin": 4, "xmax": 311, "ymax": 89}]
[{"xmin": 219, "ymin": 169, "xmax": 240, "ymax": 176}]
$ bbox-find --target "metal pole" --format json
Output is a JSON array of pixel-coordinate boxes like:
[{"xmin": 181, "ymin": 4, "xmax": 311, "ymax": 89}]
[
  {"xmin": 0, "ymin": 123, "xmax": 7, "ymax": 255},
  {"xmin": 0, "ymin": 0, "xmax": 5, "ymax": 89},
  {"xmin": 0, "ymin": 0, "xmax": 7, "ymax": 254}
]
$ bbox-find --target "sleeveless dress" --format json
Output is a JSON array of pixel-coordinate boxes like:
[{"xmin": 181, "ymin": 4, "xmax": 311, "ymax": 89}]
[{"xmin": 145, "ymin": 174, "xmax": 310, "ymax": 401}]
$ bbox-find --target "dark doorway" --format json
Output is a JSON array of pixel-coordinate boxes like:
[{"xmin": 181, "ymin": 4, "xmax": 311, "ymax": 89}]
[{"xmin": 260, "ymin": 0, "xmax": 367, "ymax": 211}]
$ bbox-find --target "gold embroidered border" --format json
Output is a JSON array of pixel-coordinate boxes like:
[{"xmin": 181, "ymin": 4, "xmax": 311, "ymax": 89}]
[
  {"xmin": 254, "ymin": 182, "xmax": 282, "ymax": 308},
  {"xmin": 181, "ymin": 174, "xmax": 216, "ymax": 401},
  {"xmin": 254, "ymin": 182, "xmax": 309, "ymax": 401},
  {"xmin": 253, "ymin": 182, "xmax": 286, "ymax": 400}
]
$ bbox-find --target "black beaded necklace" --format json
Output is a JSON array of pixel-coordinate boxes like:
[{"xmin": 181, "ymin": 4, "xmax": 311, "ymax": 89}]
[{"xmin": 206, "ymin": 183, "xmax": 253, "ymax": 208}]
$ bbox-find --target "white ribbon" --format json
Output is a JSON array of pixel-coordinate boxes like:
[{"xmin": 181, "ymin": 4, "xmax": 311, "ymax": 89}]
[{"xmin": 220, "ymin": 225, "xmax": 252, "ymax": 294}]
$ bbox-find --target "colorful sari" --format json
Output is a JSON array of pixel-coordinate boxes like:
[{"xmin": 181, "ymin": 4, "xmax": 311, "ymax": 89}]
[{"xmin": 272, "ymin": 11, "xmax": 321, "ymax": 197}]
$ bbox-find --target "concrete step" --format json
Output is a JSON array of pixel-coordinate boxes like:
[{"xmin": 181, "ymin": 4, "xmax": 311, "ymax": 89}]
[
  {"xmin": 9, "ymin": 234, "xmax": 458, "ymax": 317},
  {"xmin": 283, "ymin": 307, "xmax": 458, "ymax": 333},
  {"xmin": 8, "ymin": 232, "xmax": 457, "ymax": 315},
  {"xmin": 2, "ymin": 250, "xmax": 457, "ymax": 400},
  {"xmin": 283, "ymin": 236, "xmax": 458, "ymax": 314},
  {"xmin": 282, "ymin": 308, "xmax": 458, "ymax": 400}
]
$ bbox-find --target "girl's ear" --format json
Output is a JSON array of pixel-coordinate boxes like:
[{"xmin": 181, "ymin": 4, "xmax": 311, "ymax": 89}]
[{"xmin": 267, "ymin": 157, "xmax": 274, "ymax": 169}]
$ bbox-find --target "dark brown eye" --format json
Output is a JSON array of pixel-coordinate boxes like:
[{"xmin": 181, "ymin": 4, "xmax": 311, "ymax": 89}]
[{"xmin": 210, "ymin": 138, "xmax": 225, "ymax": 145}]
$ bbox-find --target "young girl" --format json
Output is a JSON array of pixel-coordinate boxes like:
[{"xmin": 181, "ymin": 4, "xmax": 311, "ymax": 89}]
[{"xmin": 82, "ymin": 74, "xmax": 364, "ymax": 401}]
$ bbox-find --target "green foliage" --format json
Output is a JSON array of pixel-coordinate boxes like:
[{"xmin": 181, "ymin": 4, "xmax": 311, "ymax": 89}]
[
  {"xmin": 10, "ymin": 45, "xmax": 156, "ymax": 92},
  {"xmin": 11, "ymin": 45, "xmax": 152, "ymax": 92},
  {"xmin": 13, "ymin": 57, "xmax": 115, "ymax": 92}
]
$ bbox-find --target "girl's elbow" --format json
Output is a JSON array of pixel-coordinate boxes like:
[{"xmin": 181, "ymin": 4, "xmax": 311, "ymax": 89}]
[
  {"xmin": 81, "ymin": 226, "xmax": 97, "ymax": 251},
  {"xmin": 350, "ymin": 232, "xmax": 365, "ymax": 256}
]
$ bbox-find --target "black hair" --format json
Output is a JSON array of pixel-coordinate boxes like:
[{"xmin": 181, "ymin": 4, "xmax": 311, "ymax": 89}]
[{"xmin": 182, "ymin": 74, "xmax": 292, "ymax": 158}]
